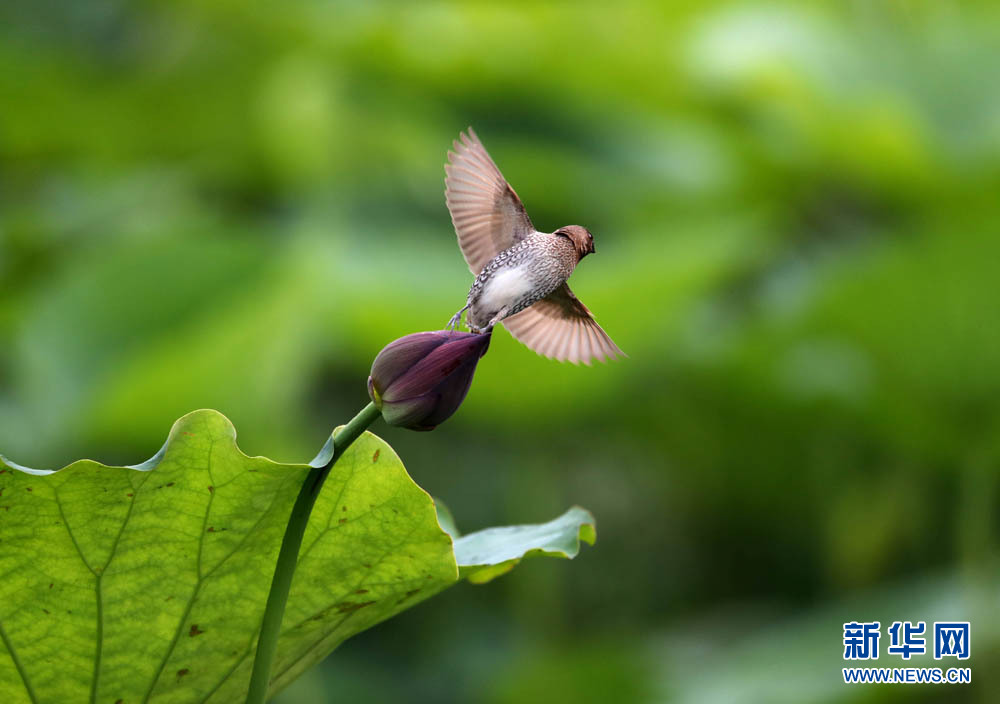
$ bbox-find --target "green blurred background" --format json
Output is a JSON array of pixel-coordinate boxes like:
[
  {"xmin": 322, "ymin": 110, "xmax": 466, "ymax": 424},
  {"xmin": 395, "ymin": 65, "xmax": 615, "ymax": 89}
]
[{"xmin": 2, "ymin": 1, "xmax": 998, "ymax": 702}]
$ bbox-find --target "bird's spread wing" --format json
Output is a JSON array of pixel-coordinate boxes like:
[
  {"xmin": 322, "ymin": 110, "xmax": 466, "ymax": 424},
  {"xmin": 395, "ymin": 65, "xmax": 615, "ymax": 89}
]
[
  {"xmin": 502, "ymin": 283, "xmax": 624, "ymax": 365},
  {"xmin": 445, "ymin": 128, "xmax": 535, "ymax": 274}
]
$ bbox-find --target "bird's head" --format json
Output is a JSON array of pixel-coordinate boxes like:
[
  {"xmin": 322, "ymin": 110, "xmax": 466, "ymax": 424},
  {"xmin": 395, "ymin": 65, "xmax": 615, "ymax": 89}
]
[{"xmin": 556, "ymin": 225, "xmax": 595, "ymax": 261}]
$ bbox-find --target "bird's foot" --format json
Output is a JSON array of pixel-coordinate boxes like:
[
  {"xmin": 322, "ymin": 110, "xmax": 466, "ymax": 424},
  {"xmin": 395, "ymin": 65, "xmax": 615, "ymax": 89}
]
[
  {"xmin": 485, "ymin": 306, "xmax": 510, "ymax": 331},
  {"xmin": 447, "ymin": 303, "xmax": 472, "ymax": 331},
  {"xmin": 446, "ymin": 308, "xmax": 466, "ymax": 331},
  {"xmin": 465, "ymin": 319, "xmax": 496, "ymax": 335}
]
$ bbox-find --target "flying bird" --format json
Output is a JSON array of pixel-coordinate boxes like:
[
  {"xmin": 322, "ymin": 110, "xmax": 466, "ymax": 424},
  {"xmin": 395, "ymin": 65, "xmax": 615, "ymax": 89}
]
[{"xmin": 444, "ymin": 128, "xmax": 624, "ymax": 365}]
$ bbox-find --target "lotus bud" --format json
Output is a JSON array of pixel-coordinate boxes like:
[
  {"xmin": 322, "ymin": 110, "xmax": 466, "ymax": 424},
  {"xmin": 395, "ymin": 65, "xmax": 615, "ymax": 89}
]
[{"xmin": 367, "ymin": 331, "xmax": 491, "ymax": 431}]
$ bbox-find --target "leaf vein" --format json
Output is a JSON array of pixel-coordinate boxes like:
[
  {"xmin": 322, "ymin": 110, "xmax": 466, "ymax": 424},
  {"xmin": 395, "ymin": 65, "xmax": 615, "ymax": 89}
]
[
  {"xmin": 140, "ymin": 440, "xmax": 216, "ymax": 704},
  {"xmin": 0, "ymin": 619, "xmax": 39, "ymax": 704},
  {"xmin": 187, "ymin": 470, "xmax": 302, "ymax": 702}
]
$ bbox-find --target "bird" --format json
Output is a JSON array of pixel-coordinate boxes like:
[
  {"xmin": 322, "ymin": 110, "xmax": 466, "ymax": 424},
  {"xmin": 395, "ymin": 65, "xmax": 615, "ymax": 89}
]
[{"xmin": 444, "ymin": 128, "xmax": 624, "ymax": 365}]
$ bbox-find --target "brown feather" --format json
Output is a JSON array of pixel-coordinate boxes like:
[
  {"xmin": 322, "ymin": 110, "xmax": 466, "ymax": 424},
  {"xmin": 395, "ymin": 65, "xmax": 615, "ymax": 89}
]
[
  {"xmin": 444, "ymin": 128, "xmax": 535, "ymax": 274},
  {"xmin": 502, "ymin": 283, "xmax": 624, "ymax": 365},
  {"xmin": 554, "ymin": 225, "xmax": 595, "ymax": 261}
]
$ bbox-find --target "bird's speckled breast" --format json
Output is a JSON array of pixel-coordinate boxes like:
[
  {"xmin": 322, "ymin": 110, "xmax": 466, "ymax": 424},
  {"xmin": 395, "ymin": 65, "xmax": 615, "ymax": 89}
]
[{"xmin": 466, "ymin": 232, "xmax": 577, "ymax": 329}]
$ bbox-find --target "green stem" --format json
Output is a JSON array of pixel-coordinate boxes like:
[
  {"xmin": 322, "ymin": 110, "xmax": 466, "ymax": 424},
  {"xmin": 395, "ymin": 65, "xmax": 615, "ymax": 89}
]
[{"xmin": 246, "ymin": 402, "xmax": 381, "ymax": 704}]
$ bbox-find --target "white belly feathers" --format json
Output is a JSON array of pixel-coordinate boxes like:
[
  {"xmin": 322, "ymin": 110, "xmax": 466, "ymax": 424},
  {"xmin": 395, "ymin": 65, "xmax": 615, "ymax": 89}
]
[{"xmin": 479, "ymin": 264, "xmax": 534, "ymax": 314}]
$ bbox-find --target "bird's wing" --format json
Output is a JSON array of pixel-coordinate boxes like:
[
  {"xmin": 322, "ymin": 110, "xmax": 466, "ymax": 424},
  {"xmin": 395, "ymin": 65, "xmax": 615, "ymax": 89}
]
[
  {"xmin": 445, "ymin": 128, "xmax": 535, "ymax": 274},
  {"xmin": 502, "ymin": 283, "xmax": 624, "ymax": 365}
]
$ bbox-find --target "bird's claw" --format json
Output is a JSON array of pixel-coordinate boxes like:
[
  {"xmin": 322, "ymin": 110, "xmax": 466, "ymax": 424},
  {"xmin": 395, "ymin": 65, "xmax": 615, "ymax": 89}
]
[
  {"xmin": 447, "ymin": 303, "xmax": 472, "ymax": 331},
  {"xmin": 484, "ymin": 306, "xmax": 509, "ymax": 331}
]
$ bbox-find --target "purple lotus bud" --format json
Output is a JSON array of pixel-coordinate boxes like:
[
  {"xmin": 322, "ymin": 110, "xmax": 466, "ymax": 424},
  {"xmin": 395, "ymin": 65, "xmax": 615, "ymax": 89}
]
[{"xmin": 367, "ymin": 331, "xmax": 491, "ymax": 431}]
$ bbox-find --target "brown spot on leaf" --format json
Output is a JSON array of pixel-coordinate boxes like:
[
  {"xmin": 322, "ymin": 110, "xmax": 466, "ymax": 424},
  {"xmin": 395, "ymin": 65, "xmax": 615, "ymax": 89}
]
[
  {"xmin": 338, "ymin": 518, "xmax": 347, "ymax": 525},
  {"xmin": 342, "ymin": 506, "xmax": 347, "ymax": 512},
  {"xmin": 166, "ymin": 482, "xmax": 174, "ymax": 487},
  {"xmin": 354, "ymin": 589, "xmax": 369, "ymax": 594},
  {"xmin": 363, "ymin": 563, "xmax": 372, "ymax": 569},
  {"xmin": 208, "ymin": 485, "xmax": 214, "ymax": 493},
  {"xmin": 177, "ymin": 668, "xmax": 189, "ymax": 679},
  {"xmin": 42, "ymin": 609, "xmax": 50, "ymax": 614},
  {"xmin": 126, "ymin": 493, "xmax": 133, "ymax": 497},
  {"xmin": 48, "ymin": 583, "xmax": 53, "ymax": 589},
  {"xmin": 207, "ymin": 527, "xmax": 216, "ymax": 533},
  {"xmin": 335, "ymin": 600, "xmax": 375, "ymax": 614},
  {"xmin": 25, "ymin": 487, "xmax": 32, "ymax": 492},
  {"xmin": 189, "ymin": 624, "xmax": 204, "ymax": 637},
  {"xmin": 115, "ymin": 700, "xmax": 123, "ymax": 704},
  {"xmin": 372, "ymin": 450, "xmax": 380, "ymax": 462}
]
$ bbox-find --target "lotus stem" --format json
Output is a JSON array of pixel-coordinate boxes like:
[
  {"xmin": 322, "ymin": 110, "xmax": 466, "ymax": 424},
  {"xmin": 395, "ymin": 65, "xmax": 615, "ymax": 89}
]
[{"xmin": 246, "ymin": 402, "xmax": 381, "ymax": 704}]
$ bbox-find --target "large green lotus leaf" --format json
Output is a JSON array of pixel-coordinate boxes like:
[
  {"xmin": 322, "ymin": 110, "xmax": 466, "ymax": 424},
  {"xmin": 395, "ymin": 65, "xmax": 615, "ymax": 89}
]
[
  {"xmin": 0, "ymin": 409, "xmax": 456, "ymax": 703},
  {"xmin": 0, "ymin": 410, "xmax": 595, "ymax": 703}
]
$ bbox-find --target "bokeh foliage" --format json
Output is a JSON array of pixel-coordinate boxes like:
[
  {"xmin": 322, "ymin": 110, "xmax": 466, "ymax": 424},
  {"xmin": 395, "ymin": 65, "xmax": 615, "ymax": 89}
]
[{"xmin": 1, "ymin": 1, "xmax": 998, "ymax": 702}]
